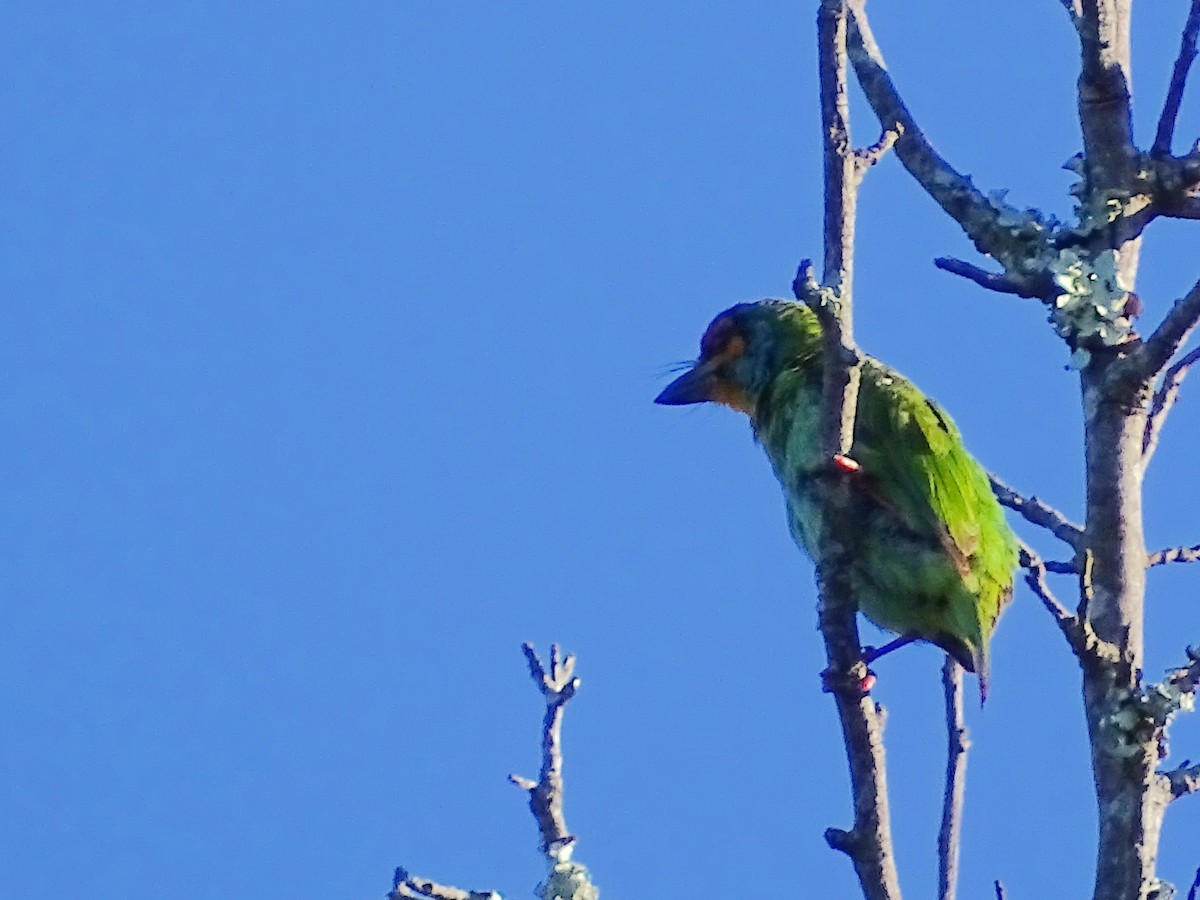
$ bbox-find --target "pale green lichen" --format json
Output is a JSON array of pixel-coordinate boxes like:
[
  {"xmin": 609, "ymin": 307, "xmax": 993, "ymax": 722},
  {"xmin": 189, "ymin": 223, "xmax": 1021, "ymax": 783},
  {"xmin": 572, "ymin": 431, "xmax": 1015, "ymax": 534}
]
[
  {"xmin": 1048, "ymin": 248, "xmax": 1134, "ymax": 349},
  {"xmin": 1098, "ymin": 667, "xmax": 1197, "ymax": 760},
  {"xmin": 538, "ymin": 861, "xmax": 599, "ymax": 900}
]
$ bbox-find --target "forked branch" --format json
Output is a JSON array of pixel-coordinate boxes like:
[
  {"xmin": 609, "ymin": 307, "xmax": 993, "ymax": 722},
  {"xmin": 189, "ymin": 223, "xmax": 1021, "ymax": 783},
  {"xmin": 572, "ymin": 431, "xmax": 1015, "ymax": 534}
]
[{"xmin": 389, "ymin": 644, "xmax": 597, "ymax": 900}]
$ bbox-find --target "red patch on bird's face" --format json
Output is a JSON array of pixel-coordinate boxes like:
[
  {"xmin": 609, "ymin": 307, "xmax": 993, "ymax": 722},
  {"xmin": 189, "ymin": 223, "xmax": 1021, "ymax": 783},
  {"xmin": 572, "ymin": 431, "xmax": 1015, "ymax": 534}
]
[
  {"xmin": 700, "ymin": 318, "xmax": 731, "ymax": 358},
  {"xmin": 697, "ymin": 317, "xmax": 753, "ymax": 413}
]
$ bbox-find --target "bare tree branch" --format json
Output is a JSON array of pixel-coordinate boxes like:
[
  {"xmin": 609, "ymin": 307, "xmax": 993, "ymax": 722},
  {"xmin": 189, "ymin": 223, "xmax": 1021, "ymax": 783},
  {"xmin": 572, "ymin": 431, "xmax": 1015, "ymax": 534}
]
[
  {"xmin": 1159, "ymin": 195, "xmax": 1200, "ymax": 220},
  {"xmin": 989, "ymin": 474, "xmax": 1084, "ymax": 549},
  {"xmin": 392, "ymin": 870, "xmax": 500, "ymax": 900},
  {"xmin": 994, "ymin": 879, "xmax": 1008, "ymax": 900},
  {"xmin": 937, "ymin": 658, "xmax": 969, "ymax": 900},
  {"xmin": 934, "ymin": 257, "xmax": 1053, "ymax": 300},
  {"xmin": 801, "ymin": 6, "xmax": 900, "ymax": 899},
  {"xmin": 1152, "ymin": 0, "xmax": 1200, "ymax": 156},
  {"xmin": 1146, "ymin": 543, "xmax": 1200, "ymax": 567},
  {"xmin": 1127, "ymin": 276, "xmax": 1200, "ymax": 383},
  {"xmin": 1144, "ymin": 346, "xmax": 1200, "ymax": 460}
]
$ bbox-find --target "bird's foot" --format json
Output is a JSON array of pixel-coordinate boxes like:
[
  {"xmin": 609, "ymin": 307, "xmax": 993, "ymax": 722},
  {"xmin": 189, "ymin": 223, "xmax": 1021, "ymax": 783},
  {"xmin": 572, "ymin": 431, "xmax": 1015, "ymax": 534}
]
[
  {"xmin": 820, "ymin": 664, "xmax": 877, "ymax": 697},
  {"xmin": 861, "ymin": 634, "xmax": 918, "ymax": 665}
]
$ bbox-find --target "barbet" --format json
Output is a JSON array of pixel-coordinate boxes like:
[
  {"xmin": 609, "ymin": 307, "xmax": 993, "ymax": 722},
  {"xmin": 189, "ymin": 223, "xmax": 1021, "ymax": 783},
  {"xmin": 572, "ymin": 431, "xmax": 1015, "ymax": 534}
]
[{"xmin": 656, "ymin": 299, "xmax": 1018, "ymax": 701}]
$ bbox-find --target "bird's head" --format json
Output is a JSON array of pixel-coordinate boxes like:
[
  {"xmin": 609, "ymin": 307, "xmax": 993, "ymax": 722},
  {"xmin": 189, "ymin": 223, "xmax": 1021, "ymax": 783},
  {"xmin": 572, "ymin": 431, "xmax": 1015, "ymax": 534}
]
[{"xmin": 654, "ymin": 299, "xmax": 822, "ymax": 417}]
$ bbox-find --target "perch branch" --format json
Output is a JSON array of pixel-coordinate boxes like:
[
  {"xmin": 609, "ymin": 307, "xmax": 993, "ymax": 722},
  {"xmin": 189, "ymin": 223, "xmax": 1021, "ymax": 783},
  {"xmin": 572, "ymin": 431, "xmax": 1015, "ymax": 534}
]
[
  {"xmin": 1188, "ymin": 867, "xmax": 1200, "ymax": 900},
  {"xmin": 995, "ymin": 880, "xmax": 1008, "ymax": 900},
  {"xmin": 937, "ymin": 658, "xmax": 969, "ymax": 900},
  {"xmin": 989, "ymin": 474, "xmax": 1083, "ymax": 549},
  {"xmin": 803, "ymin": 5, "xmax": 900, "ymax": 899},
  {"xmin": 1152, "ymin": 0, "xmax": 1200, "ymax": 156},
  {"xmin": 1143, "ymin": 346, "xmax": 1200, "ymax": 461}
]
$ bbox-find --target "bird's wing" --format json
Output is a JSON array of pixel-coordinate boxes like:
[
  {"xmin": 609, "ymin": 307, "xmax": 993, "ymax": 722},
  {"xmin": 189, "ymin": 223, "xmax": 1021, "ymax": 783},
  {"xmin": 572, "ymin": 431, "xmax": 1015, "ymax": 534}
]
[{"xmin": 851, "ymin": 361, "xmax": 996, "ymax": 569}]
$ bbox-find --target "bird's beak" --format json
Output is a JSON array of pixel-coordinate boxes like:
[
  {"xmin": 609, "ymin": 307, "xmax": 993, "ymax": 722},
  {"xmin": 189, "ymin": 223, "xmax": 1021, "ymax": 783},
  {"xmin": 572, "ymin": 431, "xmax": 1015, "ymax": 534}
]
[{"xmin": 654, "ymin": 361, "xmax": 716, "ymax": 406}]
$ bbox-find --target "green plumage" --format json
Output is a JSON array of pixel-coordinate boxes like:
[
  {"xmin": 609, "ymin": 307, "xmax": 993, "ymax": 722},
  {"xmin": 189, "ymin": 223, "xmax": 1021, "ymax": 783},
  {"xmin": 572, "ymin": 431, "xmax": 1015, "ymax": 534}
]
[{"xmin": 655, "ymin": 299, "xmax": 1018, "ymax": 700}]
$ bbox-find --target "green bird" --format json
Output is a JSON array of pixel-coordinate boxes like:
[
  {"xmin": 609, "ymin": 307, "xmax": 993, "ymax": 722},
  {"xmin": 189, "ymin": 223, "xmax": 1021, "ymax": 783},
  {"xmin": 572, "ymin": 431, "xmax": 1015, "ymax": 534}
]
[{"xmin": 655, "ymin": 299, "xmax": 1018, "ymax": 701}]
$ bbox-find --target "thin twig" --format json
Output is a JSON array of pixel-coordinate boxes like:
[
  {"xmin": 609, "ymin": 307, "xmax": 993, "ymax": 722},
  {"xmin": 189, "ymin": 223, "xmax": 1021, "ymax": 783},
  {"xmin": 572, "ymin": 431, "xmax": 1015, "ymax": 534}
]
[
  {"xmin": 937, "ymin": 658, "xmax": 969, "ymax": 900},
  {"xmin": 1018, "ymin": 544, "xmax": 1083, "ymax": 654},
  {"xmin": 934, "ymin": 258, "xmax": 1051, "ymax": 300},
  {"xmin": 1144, "ymin": 346, "xmax": 1200, "ymax": 460},
  {"xmin": 1152, "ymin": 0, "xmax": 1200, "ymax": 156},
  {"xmin": 1147, "ymin": 543, "xmax": 1200, "ymax": 567},
  {"xmin": 1187, "ymin": 867, "xmax": 1200, "ymax": 900},
  {"xmin": 989, "ymin": 474, "xmax": 1083, "ymax": 549},
  {"xmin": 994, "ymin": 879, "xmax": 1008, "ymax": 900},
  {"xmin": 391, "ymin": 869, "xmax": 500, "ymax": 900}
]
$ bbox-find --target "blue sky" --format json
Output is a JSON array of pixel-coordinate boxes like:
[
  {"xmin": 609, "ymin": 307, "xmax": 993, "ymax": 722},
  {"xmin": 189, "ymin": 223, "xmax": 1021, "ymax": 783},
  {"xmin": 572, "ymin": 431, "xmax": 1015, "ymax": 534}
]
[{"xmin": 2, "ymin": 2, "xmax": 1198, "ymax": 898}]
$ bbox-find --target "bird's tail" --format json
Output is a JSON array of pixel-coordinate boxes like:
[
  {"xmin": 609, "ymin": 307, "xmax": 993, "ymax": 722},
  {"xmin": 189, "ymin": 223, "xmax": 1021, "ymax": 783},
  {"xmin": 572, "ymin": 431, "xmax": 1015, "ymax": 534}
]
[
  {"xmin": 936, "ymin": 634, "xmax": 989, "ymax": 706},
  {"xmin": 973, "ymin": 644, "xmax": 990, "ymax": 707}
]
